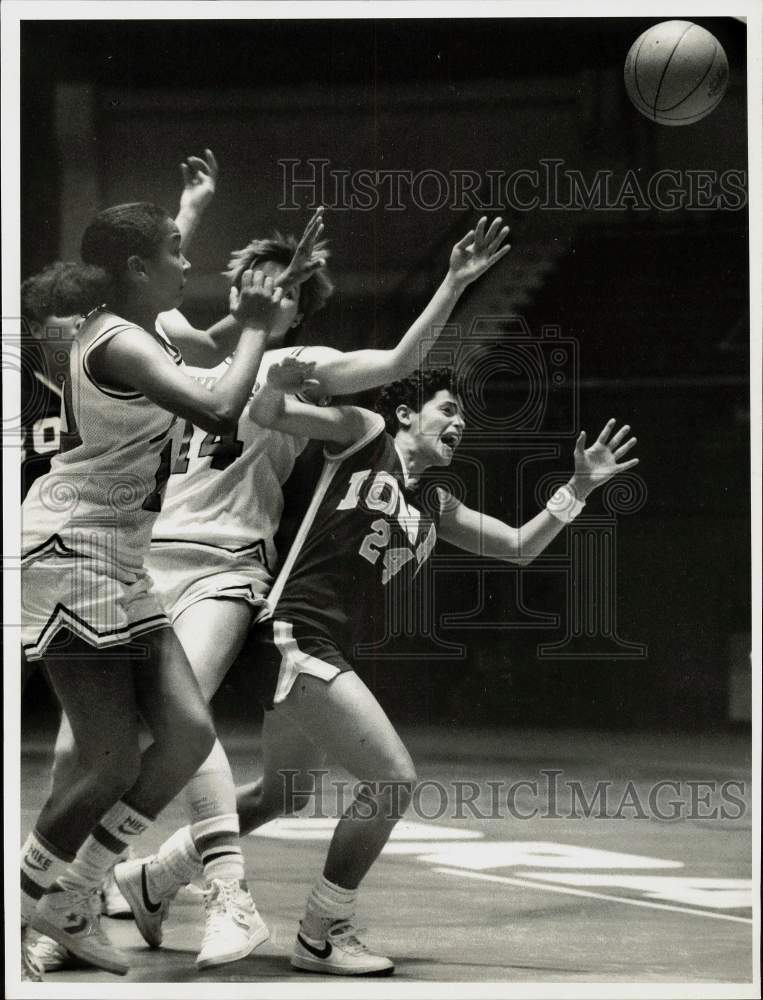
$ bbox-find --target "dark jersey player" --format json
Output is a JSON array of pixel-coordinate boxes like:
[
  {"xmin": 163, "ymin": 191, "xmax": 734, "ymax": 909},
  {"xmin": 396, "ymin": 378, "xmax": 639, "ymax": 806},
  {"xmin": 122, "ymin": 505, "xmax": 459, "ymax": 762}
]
[
  {"xmin": 19, "ymin": 266, "xmax": 84, "ymax": 499},
  {"xmin": 120, "ymin": 361, "xmax": 639, "ymax": 976}
]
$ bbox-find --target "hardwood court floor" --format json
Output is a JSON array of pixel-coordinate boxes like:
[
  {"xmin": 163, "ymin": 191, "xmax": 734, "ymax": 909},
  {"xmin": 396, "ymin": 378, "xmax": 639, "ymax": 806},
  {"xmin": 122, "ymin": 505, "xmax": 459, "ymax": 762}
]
[{"xmin": 15, "ymin": 724, "xmax": 755, "ymax": 992}]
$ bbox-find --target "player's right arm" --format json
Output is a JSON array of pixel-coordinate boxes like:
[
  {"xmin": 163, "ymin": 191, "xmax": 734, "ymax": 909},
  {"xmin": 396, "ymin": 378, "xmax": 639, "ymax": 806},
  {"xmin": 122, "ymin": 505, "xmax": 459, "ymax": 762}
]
[
  {"xmin": 307, "ymin": 216, "xmax": 511, "ymax": 396},
  {"xmin": 249, "ymin": 356, "xmax": 373, "ymax": 445},
  {"xmin": 89, "ymin": 270, "xmax": 283, "ymax": 435}
]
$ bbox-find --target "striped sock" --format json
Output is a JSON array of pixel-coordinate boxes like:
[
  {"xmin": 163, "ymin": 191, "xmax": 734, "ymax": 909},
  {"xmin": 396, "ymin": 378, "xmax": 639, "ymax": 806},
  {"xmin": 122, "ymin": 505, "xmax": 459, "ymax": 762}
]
[
  {"xmin": 20, "ymin": 830, "xmax": 75, "ymax": 925},
  {"xmin": 185, "ymin": 740, "xmax": 243, "ymax": 883},
  {"xmin": 59, "ymin": 800, "xmax": 154, "ymax": 892},
  {"xmin": 191, "ymin": 814, "xmax": 244, "ymax": 883}
]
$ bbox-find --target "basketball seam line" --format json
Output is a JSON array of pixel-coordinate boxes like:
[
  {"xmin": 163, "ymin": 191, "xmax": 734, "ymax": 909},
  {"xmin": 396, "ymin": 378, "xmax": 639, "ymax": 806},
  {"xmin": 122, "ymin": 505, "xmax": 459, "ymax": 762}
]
[
  {"xmin": 658, "ymin": 41, "xmax": 719, "ymax": 113},
  {"xmin": 659, "ymin": 91, "xmax": 726, "ymax": 123},
  {"xmin": 632, "ymin": 31, "xmax": 651, "ymax": 110},
  {"xmin": 653, "ymin": 22, "xmax": 696, "ymax": 118}
]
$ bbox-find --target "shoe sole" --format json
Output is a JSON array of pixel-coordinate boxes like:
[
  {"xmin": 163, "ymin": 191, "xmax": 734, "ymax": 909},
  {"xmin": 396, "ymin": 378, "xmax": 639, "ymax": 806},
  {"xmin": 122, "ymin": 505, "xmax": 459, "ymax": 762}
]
[
  {"xmin": 28, "ymin": 914, "xmax": 128, "ymax": 976},
  {"xmin": 196, "ymin": 924, "xmax": 270, "ymax": 969},
  {"xmin": 113, "ymin": 864, "xmax": 163, "ymax": 948},
  {"xmin": 290, "ymin": 953, "xmax": 394, "ymax": 976}
]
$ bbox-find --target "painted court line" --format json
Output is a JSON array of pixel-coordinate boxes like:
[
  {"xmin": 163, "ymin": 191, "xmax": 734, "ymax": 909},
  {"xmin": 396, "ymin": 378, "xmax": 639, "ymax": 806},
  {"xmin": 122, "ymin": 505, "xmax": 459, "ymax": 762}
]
[{"xmin": 434, "ymin": 867, "xmax": 754, "ymax": 925}]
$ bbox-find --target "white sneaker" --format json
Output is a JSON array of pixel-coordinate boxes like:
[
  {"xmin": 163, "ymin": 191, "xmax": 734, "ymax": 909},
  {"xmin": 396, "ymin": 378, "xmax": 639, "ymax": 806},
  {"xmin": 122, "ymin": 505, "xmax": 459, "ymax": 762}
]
[
  {"xmin": 102, "ymin": 855, "xmax": 133, "ymax": 918},
  {"xmin": 29, "ymin": 885, "xmax": 129, "ymax": 976},
  {"xmin": 291, "ymin": 917, "xmax": 394, "ymax": 976},
  {"xmin": 26, "ymin": 932, "xmax": 82, "ymax": 973},
  {"xmin": 196, "ymin": 879, "xmax": 269, "ymax": 969},
  {"xmin": 21, "ymin": 928, "xmax": 43, "ymax": 982},
  {"xmin": 113, "ymin": 857, "xmax": 173, "ymax": 948}
]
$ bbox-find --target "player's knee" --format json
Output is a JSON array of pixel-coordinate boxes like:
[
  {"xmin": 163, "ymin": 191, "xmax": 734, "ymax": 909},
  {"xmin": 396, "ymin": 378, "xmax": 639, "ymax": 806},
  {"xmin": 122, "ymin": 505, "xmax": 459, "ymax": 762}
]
[
  {"xmin": 179, "ymin": 713, "xmax": 216, "ymax": 772},
  {"xmin": 258, "ymin": 778, "xmax": 314, "ymax": 820}
]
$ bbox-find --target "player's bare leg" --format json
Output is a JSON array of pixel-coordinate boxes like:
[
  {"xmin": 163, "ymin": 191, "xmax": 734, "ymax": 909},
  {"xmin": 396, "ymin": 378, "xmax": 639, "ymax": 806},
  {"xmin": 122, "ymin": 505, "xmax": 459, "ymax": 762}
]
[
  {"xmin": 275, "ymin": 670, "xmax": 415, "ymax": 975},
  {"xmin": 116, "ymin": 597, "xmax": 269, "ymax": 968},
  {"xmin": 237, "ymin": 707, "xmax": 326, "ymax": 832},
  {"xmin": 24, "ymin": 629, "xmax": 214, "ymax": 975}
]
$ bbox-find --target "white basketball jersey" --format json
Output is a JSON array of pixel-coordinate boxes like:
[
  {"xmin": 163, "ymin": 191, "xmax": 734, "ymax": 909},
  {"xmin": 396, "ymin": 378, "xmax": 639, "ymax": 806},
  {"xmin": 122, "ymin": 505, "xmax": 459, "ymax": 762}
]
[
  {"xmin": 150, "ymin": 348, "xmax": 311, "ymax": 573},
  {"xmin": 22, "ymin": 310, "xmax": 184, "ymax": 576}
]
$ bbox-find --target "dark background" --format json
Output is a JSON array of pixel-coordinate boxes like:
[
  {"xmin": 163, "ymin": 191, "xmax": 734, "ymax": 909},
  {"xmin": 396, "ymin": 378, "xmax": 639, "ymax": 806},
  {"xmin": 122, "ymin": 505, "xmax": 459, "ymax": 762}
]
[{"xmin": 21, "ymin": 17, "xmax": 750, "ymax": 730}]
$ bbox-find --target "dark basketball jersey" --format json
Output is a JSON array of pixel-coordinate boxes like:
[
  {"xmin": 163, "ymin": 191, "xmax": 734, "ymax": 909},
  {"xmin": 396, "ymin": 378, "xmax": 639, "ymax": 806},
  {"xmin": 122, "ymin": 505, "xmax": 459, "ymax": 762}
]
[
  {"xmin": 20, "ymin": 344, "xmax": 65, "ymax": 500},
  {"xmin": 267, "ymin": 411, "xmax": 443, "ymax": 661}
]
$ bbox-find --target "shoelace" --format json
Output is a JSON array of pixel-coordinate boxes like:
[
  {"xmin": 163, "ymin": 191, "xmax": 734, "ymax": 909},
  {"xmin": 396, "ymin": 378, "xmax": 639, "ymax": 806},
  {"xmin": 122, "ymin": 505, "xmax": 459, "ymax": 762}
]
[
  {"xmin": 329, "ymin": 921, "xmax": 371, "ymax": 955},
  {"xmin": 202, "ymin": 881, "xmax": 250, "ymax": 938}
]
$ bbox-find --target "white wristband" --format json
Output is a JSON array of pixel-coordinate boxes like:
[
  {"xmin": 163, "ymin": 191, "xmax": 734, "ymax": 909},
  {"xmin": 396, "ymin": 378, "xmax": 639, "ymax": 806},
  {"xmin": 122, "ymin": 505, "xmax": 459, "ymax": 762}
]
[{"xmin": 546, "ymin": 484, "xmax": 585, "ymax": 523}]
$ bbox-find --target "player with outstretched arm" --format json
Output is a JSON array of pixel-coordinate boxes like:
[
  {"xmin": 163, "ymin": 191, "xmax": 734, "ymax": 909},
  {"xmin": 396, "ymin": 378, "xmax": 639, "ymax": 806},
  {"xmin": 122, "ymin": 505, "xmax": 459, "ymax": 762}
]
[{"xmin": 118, "ymin": 362, "xmax": 639, "ymax": 976}]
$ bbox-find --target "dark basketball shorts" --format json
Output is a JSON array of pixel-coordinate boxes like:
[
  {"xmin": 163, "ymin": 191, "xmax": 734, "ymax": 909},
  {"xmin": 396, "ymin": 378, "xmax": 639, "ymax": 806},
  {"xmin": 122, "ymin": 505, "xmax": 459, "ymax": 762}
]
[{"xmin": 244, "ymin": 618, "xmax": 354, "ymax": 710}]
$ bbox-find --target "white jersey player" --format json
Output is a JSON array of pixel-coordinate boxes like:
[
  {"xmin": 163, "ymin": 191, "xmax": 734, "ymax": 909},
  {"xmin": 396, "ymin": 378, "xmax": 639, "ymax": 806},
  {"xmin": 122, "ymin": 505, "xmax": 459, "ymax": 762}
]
[
  {"xmin": 19, "ymin": 197, "xmax": 288, "ymax": 980},
  {"xmin": 147, "ymin": 349, "xmax": 309, "ymax": 621}
]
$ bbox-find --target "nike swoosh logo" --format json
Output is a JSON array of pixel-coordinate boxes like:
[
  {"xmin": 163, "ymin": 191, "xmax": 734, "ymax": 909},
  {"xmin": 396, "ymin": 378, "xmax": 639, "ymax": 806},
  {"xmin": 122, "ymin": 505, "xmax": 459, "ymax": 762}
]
[
  {"xmin": 118, "ymin": 821, "xmax": 145, "ymax": 835},
  {"xmin": 63, "ymin": 916, "xmax": 88, "ymax": 935},
  {"xmin": 141, "ymin": 865, "xmax": 162, "ymax": 914},
  {"xmin": 24, "ymin": 858, "xmax": 48, "ymax": 872},
  {"xmin": 297, "ymin": 933, "xmax": 332, "ymax": 959}
]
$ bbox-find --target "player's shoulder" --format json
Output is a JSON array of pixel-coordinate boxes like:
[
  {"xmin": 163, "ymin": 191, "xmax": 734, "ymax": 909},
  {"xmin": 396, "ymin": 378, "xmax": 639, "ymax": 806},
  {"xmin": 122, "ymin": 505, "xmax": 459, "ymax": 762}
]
[{"xmin": 323, "ymin": 406, "xmax": 387, "ymax": 461}]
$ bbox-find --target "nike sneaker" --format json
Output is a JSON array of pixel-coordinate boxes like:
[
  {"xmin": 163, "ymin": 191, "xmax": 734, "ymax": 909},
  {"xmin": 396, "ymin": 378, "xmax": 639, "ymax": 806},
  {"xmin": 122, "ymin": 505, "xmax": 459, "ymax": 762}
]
[
  {"xmin": 113, "ymin": 858, "xmax": 173, "ymax": 948},
  {"xmin": 291, "ymin": 916, "xmax": 394, "ymax": 976}
]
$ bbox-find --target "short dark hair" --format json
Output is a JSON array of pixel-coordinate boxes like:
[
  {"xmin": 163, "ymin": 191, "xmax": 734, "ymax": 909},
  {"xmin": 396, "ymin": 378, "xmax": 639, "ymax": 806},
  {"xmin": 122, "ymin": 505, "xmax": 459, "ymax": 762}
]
[
  {"xmin": 21, "ymin": 203, "xmax": 174, "ymax": 319},
  {"xmin": 223, "ymin": 232, "xmax": 334, "ymax": 323},
  {"xmin": 81, "ymin": 202, "xmax": 172, "ymax": 275},
  {"xmin": 375, "ymin": 367, "xmax": 458, "ymax": 435}
]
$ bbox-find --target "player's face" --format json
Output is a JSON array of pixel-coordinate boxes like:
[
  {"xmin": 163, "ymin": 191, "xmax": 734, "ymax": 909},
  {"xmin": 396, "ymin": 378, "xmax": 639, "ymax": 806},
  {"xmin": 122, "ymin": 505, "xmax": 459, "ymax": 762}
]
[
  {"xmin": 409, "ymin": 388, "xmax": 465, "ymax": 466},
  {"xmin": 257, "ymin": 259, "xmax": 302, "ymax": 346},
  {"xmin": 143, "ymin": 221, "xmax": 190, "ymax": 311}
]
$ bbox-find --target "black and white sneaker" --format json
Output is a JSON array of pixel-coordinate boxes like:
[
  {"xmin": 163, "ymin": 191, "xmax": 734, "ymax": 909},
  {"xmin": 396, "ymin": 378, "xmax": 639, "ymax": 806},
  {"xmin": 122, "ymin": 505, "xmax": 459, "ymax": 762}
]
[{"xmin": 291, "ymin": 918, "xmax": 394, "ymax": 976}]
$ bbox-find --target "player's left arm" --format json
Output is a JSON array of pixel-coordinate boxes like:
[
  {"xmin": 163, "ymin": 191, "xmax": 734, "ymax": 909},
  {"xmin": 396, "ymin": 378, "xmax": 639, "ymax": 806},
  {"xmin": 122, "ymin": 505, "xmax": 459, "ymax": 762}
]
[
  {"xmin": 438, "ymin": 420, "xmax": 639, "ymax": 564},
  {"xmin": 174, "ymin": 148, "xmax": 219, "ymax": 250},
  {"xmin": 249, "ymin": 356, "xmax": 375, "ymax": 445},
  {"xmin": 308, "ymin": 216, "xmax": 511, "ymax": 396}
]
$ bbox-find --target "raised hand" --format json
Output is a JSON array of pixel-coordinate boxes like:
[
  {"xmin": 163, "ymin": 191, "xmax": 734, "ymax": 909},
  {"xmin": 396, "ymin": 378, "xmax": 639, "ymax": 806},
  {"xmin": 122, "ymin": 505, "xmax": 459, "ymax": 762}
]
[
  {"xmin": 448, "ymin": 216, "xmax": 512, "ymax": 287},
  {"xmin": 571, "ymin": 419, "xmax": 639, "ymax": 498},
  {"xmin": 229, "ymin": 269, "xmax": 284, "ymax": 330},
  {"xmin": 179, "ymin": 148, "xmax": 219, "ymax": 215},
  {"xmin": 266, "ymin": 355, "xmax": 319, "ymax": 394},
  {"xmin": 278, "ymin": 207, "xmax": 327, "ymax": 292}
]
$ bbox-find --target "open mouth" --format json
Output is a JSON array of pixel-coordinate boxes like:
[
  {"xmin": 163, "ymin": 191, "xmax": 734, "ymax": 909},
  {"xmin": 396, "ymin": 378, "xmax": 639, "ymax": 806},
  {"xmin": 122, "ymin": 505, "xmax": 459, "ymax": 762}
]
[{"xmin": 440, "ymin": 432, "xmax": 461, "ymax": 450}]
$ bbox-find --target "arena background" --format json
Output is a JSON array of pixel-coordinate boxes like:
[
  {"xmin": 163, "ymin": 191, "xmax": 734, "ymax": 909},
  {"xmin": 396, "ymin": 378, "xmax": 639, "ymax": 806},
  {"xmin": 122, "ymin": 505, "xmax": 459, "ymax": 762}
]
[{"xmin": 20, "ymin": 16, "xmax": 750, "ymax": 734}]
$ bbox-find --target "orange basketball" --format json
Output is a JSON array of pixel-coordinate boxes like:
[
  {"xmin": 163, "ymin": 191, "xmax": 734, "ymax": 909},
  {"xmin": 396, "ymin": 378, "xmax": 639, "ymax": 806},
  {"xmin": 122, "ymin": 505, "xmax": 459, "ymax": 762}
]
[{"xmin": 624, "ymin": 20, "xmax": 728, "ymax": 126}]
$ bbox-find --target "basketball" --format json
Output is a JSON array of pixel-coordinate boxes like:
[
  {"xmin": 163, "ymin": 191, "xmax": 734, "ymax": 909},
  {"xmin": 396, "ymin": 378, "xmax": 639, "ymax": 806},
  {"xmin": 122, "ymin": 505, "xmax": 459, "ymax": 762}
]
[{"xmin": 624, "ymin": 20, "xmax": 729, "ymax": 125}]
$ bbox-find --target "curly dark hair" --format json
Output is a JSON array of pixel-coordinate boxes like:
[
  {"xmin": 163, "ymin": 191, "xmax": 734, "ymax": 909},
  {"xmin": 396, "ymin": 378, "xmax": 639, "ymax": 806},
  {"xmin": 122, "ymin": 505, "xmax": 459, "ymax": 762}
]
[
  {"xmin": 223, "ymin": 232, "xmax": 334, "ymax": 323},
  {"xmin": 375, "ymin": 367, "xmax": 458, "ymax": 435},
  {"xmin": 21, "ymin": 262, "xmax": 87, "ymax": 325}
]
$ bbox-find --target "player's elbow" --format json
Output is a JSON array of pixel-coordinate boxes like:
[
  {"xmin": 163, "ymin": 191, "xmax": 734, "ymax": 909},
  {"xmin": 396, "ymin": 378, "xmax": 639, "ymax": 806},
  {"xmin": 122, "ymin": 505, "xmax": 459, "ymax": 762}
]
[{"xmin": 194, "ymin": 407, "xmax": 238, "ymax": 436}]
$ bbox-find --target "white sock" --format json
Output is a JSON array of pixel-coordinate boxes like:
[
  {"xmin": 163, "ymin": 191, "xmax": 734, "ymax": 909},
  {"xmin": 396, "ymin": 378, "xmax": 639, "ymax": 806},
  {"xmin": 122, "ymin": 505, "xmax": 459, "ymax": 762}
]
[
  {"xmin": 184, "ymin": 740, "xmax": 244, "ymax": 883},
  {"xmin": 147, "ymin": 825, "xmax": 203, "ymax": 898},
  {"xmin": 304, "ymin": 875, "xmax": 357, "ymax": 934},
  {"xmin": 59, "ymin": 800, "xmax": 153, "ymax": 892},
  {"xmin": 20, "ymin": 830, "xmax": 74, "ymax": 925},
  {"xmin": 191, "ymin": 814, "xmax": 244, "ymax": 883}
]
